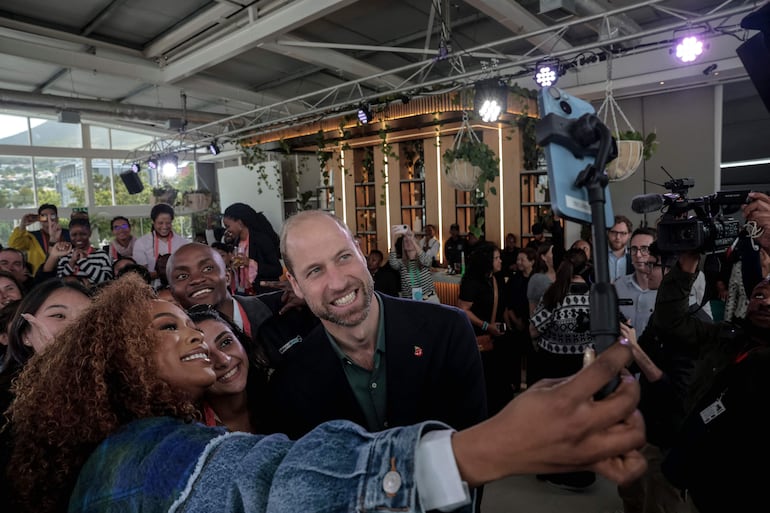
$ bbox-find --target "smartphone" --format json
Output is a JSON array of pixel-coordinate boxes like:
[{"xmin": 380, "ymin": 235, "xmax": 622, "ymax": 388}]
[
  {"xmin": 392, "ymin": 224, "xmax": 409, "ymax": 235},
  {"xmin": 536, "ymin": 86, "xmax": 614, "ymax": 226}
]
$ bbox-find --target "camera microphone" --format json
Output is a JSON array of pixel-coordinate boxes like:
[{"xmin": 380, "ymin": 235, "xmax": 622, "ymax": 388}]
[{"xmin": 631, "ymin": 193, "xmax": 666, "ymax": 214}]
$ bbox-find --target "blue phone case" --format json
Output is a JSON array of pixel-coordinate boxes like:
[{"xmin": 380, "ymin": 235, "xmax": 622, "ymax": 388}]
[{"xmin": 537, "ymin": 87, "xmax": 614, "ymax": 226}]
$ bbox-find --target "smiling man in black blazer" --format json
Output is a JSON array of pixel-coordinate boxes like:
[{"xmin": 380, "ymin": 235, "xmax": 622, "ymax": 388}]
[{"xmin": 269, "ymin": 210, "xmax": 487, "ymax": 440}]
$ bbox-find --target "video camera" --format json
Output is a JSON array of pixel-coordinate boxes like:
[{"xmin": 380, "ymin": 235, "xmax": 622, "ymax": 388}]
[{"xmin": 631, "ymin": 178, "xmax": 747, "ymax": 253}]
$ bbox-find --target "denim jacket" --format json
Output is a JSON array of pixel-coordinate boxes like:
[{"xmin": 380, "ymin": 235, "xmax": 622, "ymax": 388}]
[{"xmin": 69, "ymin": 416, "xmax": 472, "ymax": 513}]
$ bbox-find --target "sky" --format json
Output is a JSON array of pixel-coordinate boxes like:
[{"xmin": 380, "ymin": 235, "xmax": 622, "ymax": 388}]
[{"xmin": 0, "ymin": 114, "xmax": 47, "ymax": 139}]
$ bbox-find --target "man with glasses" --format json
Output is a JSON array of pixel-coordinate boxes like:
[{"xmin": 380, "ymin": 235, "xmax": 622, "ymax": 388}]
[
  {"xmin": 8, "ymin": 203, "xmax": 70, "ymax": 276},
  {"xmin": 108, "ymin": 216, "xmax": 136, "ymax": 261},
  {"xmin": 614, "ymin": 227, "xmax": 658, "ymax": 335},
  {"xmin": 608, "ymin": 215, "xmax": 633, "ymax": 283}
]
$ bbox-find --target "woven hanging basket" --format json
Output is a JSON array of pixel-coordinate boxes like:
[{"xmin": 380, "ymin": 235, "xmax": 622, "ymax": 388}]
[
  {"xmin": 606, "ymin": 140, "xmax": 643, "ymax": 181},
  {"xmin": 445, "ymin": 159, "xmax": 482, "ymax": 191}
]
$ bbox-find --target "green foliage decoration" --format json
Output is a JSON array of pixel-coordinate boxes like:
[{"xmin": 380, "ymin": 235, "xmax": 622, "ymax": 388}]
[
  {"xmin": 616, "ymin": 130, "xmax": 658, "ymax": 161},
  {"xmin": 442, "ymin": 138, "xmax": 500, "ymax": 195}
]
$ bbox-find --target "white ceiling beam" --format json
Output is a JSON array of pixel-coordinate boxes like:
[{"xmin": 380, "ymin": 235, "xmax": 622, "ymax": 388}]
[
  {"xmin": 464, "ymin": 0, "xmax": 573, "ymax": 53},
  {"xmin": 143, "ymin": 2, "xmax": 243, "ymax": 58},
  {"xmin": 0, "ymin": 37, "xmax": 162, "ymax": 82},
  {"xmin": 161, "ymin": 0, "xmax": 358, "ymax": 82},
  {"xmin": 0, "ymin": 35, "xmax": 286, "ymax": 111},
  {"xmin": 262, "ymin": 35, "xmax": 404, "ymax": 90}
]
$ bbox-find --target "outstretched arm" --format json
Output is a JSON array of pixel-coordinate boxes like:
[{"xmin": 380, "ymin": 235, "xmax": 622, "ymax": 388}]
[{"xmin": 452, "ymin": 340, "xmax": 646, "ymax": 488}]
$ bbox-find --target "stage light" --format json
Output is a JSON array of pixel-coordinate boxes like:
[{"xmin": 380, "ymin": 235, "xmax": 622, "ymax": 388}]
[
  {"xmin": 675, "ymin": 35, "xmax": 704, "ymax": 63},
  {"xmin": 357, "ymin": 104, "xmax": 373, "ymax": 124},
  {"xmin": 208, "ymin": 141, "xmax": 221, "ymax": 155},
  {"xmin": 535, "ymin": 60, "xmax": 559, "ymax": 87},
  {"xmin": 161, "ymin": 155, "xmax": 178, "ymax": 179},
  {"xmin": 147, "ymin": 156, "xmax": 159, "ymax": 170},
  {"xmin": 473, "ymin": 79, "xmax": 508, "ymax": 122},
  {"xmin": 130, "ymin": 162, "xmax": 140, "ymax": 173}
]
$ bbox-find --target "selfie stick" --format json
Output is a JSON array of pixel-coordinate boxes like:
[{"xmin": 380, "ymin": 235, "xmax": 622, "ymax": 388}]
[
  {"xmin": 536, "ymin": 111, "xmax": 621, "ymax": 397},
  {"xmin": 571, "ymin": 114, "xmax": 620, "ymax": 398}
]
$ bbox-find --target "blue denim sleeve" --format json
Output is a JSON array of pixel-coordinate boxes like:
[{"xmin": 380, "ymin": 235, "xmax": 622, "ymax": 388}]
[{"xmin": 267, "ymin": 419, "xmax": 473, "ymax": 513}]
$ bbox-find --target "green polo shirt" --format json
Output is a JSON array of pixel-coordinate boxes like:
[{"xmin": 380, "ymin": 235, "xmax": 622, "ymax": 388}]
[{"xmin": 325, "ymin": 294, "xmax": 388, "ymax": 431}]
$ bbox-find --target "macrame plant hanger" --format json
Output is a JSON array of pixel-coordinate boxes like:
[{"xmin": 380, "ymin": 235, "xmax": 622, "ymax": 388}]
[
  {"xmin": 444, "ymin": 111, "xmax": 483, "ymax": 191},
  {"xmin": 596, "ymin": 49, "xmax": 644, "ymax": 181}
]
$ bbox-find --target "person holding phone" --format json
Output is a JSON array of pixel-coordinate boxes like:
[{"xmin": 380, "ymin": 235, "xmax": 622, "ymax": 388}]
[
  {"xmin": 7, "ymin": 204, "xmax": 70, "ymax": 276},
  {"xmin": 389, "ymin": 225, "xmax": 439, "ymax": 303}
]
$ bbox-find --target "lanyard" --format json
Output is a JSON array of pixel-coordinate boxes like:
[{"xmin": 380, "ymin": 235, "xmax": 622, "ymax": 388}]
[
  {"xmin": 153, "ymin": 232, "xmax": 173, "ymax": 261},
  {"xmin": 236, "ymin": 300, "xmax": 252, "ymax": 338}
]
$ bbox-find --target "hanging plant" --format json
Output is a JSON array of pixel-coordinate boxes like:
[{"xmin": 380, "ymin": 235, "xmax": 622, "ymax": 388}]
[
  {"xmin": 443, "ymin": 124, "xmax": 500, "ymax": 195},
  {"xmin": 238, "ymin": 141, "xmax": 281, "ymax": 195},
  {"xmin": 616, "ymin": 130, "xmax": 658, "ymax": 161}
]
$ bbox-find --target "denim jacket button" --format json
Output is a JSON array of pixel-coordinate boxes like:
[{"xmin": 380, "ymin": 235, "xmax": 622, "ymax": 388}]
[{"xmin": 383, "ymin": 470, "xmax": 402, "ymax": 495}]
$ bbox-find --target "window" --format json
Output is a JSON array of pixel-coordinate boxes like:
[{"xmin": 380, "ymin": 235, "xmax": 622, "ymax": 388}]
[
  {"xmin": 0, "ymin": 114, "xmax": 32, "ymax": 145},
  {"xmin": 30, "ymin": 117, "xmax": 82, "ymax": 148},
  {"xmin": 0, "ymin": 156, "xmax": 33, "ymax": 207},
  {"xmin": 34, "ymin": 157, "xmax": 86, "ymax": 207}
]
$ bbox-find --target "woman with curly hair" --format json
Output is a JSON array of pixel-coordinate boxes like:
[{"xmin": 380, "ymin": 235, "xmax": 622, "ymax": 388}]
[
  {"xmin": 6, "ymin": 274, "xmax": 646, "ymax": 513},
  {"xmin": 187, "ymin": 305, "xmax": 270, "ymax": 434}
]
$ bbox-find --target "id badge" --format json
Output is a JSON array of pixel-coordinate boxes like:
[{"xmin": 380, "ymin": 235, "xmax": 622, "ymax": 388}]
[
  {"xmin": 411, "ymin": 287, "xmax": 423, "ymax": 301},
  {"xmin": 699, "ymin": 397, "xmax": 726, "ymax": 424}
]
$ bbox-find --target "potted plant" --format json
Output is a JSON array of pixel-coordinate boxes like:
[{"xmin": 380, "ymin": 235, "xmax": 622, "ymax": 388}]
[
  {"xmin": 183, "ymin": 189, "xmax": 213, "ymax": 211},
  {"xmin": 151, "ymin": 184, "xmax": 178, "ymax": 206},
  {"xmin": 606, "ymin": 130, "xmax": 658, "ymax": 182},
  {"xmin": 442, "ymin": 138, "xmax": 500, "ymax": 193}
]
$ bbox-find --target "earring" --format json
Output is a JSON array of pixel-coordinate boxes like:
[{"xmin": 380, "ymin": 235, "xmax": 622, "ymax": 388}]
[{"xmin": 23, "ymin": 337, "xmax": 32, "ymax": 347}]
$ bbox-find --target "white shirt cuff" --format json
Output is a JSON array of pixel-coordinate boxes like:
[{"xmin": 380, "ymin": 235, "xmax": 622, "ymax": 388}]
[{"xmin": 415, "ymin": 429, "xmax": 471, "ymax": 511}]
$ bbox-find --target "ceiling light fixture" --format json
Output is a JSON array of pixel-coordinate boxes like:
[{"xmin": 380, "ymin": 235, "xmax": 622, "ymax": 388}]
[
  {"xmin": 161, "ymin": 155, "xmax": 179, "ymax": 179},
  {"xmin": 208, "ymin": 141, "xmax": 221, "ymax": 155},
  {"xmin": 534, "ymin": 59, "xmax": 560, "ymax": 87},
  {"xmin": 473, "ymin": 78, "xmax": 508, "ymax": 122},
  {"xmin": 357, "ymin": 104, "xmax": 373, "ymax": 124},
  {"xmin": 130, "ymin": 162, "xmax": 140, "ymax": 173},
  {"xmin": 674, "ymin": 35, "xmax": 705, "ymax": 63},
  {"xmin": 147, "ymin": 156, "xmax": 159, "ymax": 170}
]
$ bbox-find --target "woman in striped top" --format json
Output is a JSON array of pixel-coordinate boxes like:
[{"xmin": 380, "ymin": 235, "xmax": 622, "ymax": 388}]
[
  {"xmin": 388, "ymin": 226, "xmax": 439, "ymax": 303},
  {"xmin": 37, "ymin": 218, "xmax": 113, "ymax": 288}
]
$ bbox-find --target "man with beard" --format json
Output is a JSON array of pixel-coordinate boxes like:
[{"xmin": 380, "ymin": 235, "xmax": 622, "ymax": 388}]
[
  {"xmin": 270, "ymin": 210, "xmax": 487, "ymax": 440},
  {"xmin": 653, "ymin": 193, "xmax": 770, "ymax": 513},
  {"xmin": 608, "ymin": 215, "xmax": 633, "ymax": 283},
  {"xmin": 166, "ymin": 243, "xmax": 319, "ymax": 364}
]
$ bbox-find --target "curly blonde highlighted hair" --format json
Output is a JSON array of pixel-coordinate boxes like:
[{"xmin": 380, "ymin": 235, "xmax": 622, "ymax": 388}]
[{"xmin": 8, "ymin": 273, "xmax": 200, "ymax": 513}]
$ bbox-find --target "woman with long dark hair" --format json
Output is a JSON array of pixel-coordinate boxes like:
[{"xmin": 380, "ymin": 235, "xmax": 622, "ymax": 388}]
[
  {"xmin": 458, "ymin": 242, "xmax": 512, "ymax": 416},
  {"xmin": 187, "ymin": 306, "xmax": 270, "ymax": 434},
  {"xmin": 222, "ymin": 203, "xmax": 283, "ymax": 294}
]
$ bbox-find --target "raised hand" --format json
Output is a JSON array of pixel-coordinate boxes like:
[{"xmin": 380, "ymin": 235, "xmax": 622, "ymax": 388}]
[{"xmin": 451, "ymin": 340, "xmax": 646, "ymax": 488}]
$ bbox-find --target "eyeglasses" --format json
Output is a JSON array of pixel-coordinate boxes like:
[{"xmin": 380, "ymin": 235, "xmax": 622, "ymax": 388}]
[
  {"xmin": 609, "ymin": 230, "xmax": 628, "ymax": 237},
  {"xmin": 630, "ymin": 246, "xmax": 651, "ymax": 255},
  {"xmin": 112, "ymin": 223, "xmax": 130, "ymax": 231}
]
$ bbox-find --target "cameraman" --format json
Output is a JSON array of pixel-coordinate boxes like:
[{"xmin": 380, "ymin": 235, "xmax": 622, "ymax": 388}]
[{"xmin": 653, "ymin": 192, "xmax": 770, "ymax": 513}]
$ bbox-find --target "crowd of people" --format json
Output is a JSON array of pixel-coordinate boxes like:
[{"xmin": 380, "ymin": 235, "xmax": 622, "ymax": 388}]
[{"xmin": 0, "ymin": 190, "xmax": 768, "ymax": 513}]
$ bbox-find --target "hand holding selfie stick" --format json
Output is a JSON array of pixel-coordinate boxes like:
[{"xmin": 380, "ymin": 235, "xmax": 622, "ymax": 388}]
[{"xmin": 537, "ymin": 112, "xmax": 620, "ymax": 398}]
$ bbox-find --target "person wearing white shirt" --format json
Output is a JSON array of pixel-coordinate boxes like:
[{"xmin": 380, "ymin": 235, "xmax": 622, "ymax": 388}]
[
  {"xmin": 418, "ymin": 224, "xmax": 440, "ymax": 267},
  {"xmin": 133, "ymin": 203, "xmax": 190, "ymax": 287}
]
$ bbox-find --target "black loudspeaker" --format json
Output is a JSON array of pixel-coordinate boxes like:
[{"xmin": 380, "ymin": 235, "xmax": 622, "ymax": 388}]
[
  {"xmin": 737, "ymin": 33, "xmax": 770, "ymax": 113},
  {"xmin": 119, "ymin": 170, "xmax": 144, "ymax": 194},
  {"xmin": 738, "ymin": 4, "xmax": 770, "ymax": 113}
]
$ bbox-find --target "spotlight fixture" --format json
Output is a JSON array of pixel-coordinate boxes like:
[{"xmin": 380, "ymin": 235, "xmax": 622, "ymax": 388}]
[
  {"xmin": 357, "ymin": 104, "xmax": 373, "ymax": 124},
  {"xmin": 208, "ymin": 141, "xmax": 221, "ymax": 155},
  {"xmin": 674, "ymin": 35, "xmax": 705, "ymax": 63},
  {"xmin": 161, "ymin": 155, "xmax": 179, "ymax": 179},
  {"xmin": 534, "ymin": 59, "xmax": 560, "ymax": 87},
  {"xmin": 473, "ymin": 78, "xmax": 508, "ymax": 122},
  {"xmin": 147, "ymin": 156, "xmax": 159, "ymax": 170},
  {"xmin": 130, "ymin": 162, "xmax": 140, "ymax": 173},
  {"xmin": 702, "ymin": 63, "xmax": 718, "ymax": 75}
]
